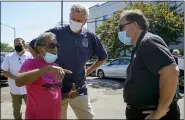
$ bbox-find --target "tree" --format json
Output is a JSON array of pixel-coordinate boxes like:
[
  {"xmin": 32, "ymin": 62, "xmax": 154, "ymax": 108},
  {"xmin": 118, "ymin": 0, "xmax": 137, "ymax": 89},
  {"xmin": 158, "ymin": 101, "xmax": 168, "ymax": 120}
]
[
  {"xmin": 96, "ymin": 2, "xmax": 184, "ymax": 58},
  {"xmin": 0, "ymin": 42, "xmax": 14, "ymax": 52}
]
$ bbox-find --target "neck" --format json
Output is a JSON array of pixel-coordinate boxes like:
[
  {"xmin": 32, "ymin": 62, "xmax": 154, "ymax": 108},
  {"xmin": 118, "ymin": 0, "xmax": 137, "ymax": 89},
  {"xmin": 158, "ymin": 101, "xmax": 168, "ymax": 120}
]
[
  {"xmin": 132, "ymin": 29, "xmax": 143, "ymax": 45},
  {"xmin": 17, "ymin": 50, "xmax": 25, "ymax": 56}
]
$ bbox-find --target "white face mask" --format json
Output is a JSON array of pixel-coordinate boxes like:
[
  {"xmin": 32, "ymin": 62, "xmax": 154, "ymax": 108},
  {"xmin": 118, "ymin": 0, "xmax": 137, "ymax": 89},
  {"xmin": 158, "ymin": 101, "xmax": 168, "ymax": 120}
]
[
  {"xmin": 43, "ymin": 52, "xmax": 58, "ymax": 63},
  {"xmin": 69, "ymin": 19, "xmax": 83, "ymax": 33}
]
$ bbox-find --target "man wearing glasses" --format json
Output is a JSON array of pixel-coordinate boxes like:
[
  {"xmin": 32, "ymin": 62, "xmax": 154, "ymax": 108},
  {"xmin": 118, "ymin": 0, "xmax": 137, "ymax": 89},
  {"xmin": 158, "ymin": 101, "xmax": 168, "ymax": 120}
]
[
  {"xmin": 118, "ymin": 9, "xmax": 180, "ymax": 119},
  {"xmin": 1, "ymin": 38, "xmax": 33, "ymax": 119}
]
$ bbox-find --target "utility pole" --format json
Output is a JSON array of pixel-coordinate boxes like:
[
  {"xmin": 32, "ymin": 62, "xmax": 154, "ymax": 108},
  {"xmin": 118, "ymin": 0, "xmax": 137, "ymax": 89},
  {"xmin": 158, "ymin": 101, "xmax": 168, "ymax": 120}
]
[
  {"xmin": 13, "ymin": 27, "xmax": 16, "ymax": 39},
  {"xmin": 1, "ymin": 23, "xmax": 16, "ymax": 40},
  {"xmin": 61, "ymin": 1, "xmax": 63, "ymax": 26}
]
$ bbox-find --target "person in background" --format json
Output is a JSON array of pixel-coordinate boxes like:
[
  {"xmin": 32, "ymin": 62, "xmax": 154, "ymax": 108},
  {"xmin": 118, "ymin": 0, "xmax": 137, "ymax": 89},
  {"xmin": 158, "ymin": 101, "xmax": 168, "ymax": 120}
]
[
  {"xmin": 15, "ymin": 32, "xmax": 72, "ymax": 119},
  {"xmin": 1, "ymin": 38, "xmax": 33, "ymax": 119},
  {"xmin": 172, "ymin": 49, "xmax": 183, "ymax": 100},
  {"xmin": 118, "ymin": 9, "xmax": 180, "ymax": 119},
  {"xmin": 28, "ymin": 4, "xmax": 107, "ymax": 119}
]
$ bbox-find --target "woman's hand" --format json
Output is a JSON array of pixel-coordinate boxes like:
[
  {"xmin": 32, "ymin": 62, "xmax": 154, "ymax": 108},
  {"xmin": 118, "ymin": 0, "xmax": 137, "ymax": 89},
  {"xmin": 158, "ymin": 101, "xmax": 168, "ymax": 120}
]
[{"xmin": 47, "ymin": 65, "xmax": 72, "ymax": 80}]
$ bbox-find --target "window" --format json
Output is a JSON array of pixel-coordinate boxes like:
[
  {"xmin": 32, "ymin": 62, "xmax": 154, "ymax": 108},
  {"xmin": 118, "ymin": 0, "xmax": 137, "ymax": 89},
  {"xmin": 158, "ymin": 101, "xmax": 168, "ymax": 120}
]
[
  {"xmin": 119, "ymin": 59, "xmax": 130, "ymax": 65},
  {"xmin": 110, "ymin": 60, "xmax": 119, "ymax": 65}
]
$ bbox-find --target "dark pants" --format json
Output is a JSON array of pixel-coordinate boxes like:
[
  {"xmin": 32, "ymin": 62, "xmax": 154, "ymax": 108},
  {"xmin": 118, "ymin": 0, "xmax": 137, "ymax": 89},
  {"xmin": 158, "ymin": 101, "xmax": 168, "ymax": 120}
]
[
  {"xmin": 10, "ymin": 93, "xmax": 27, "ymax": 120},
  {"xmin": 125, "ymin": 102, "xmax": 180, "ymax": 120}
]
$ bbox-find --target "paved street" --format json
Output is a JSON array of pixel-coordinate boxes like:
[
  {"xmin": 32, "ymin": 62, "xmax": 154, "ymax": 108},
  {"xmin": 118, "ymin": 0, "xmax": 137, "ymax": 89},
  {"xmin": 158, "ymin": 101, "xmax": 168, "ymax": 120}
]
[{"xmin": 1, "ymin": 77, "xmax": 184, "ymax": 119}]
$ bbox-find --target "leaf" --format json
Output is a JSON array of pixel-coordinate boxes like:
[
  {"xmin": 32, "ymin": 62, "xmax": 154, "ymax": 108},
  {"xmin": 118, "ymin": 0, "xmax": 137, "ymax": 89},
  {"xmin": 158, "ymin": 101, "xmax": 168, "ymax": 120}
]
[{"xmin": 96, "ymin": 2, "xmax": 184, "ymax": 58}]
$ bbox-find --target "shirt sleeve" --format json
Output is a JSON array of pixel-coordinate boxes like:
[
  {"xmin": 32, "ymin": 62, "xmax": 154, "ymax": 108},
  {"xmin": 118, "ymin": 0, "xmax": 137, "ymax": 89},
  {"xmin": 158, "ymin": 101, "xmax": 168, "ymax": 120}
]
[
  {"xmin": 139, "ymin": 38, "xmax": 176, "ymax": 75},
  {"xmin": 91, "ymin": 33, "xmax": 108, "ymax": 60},
  {"xmin": 20, "ymin": 59, "xmax": 36, "ymax": 72},
  {"xmin": 29, "ymin": 27, "xmax": 59, "ymax": 49},
  {"xmin": 1, "ymin": 56, "xmax": 10, "ymax": 72}
]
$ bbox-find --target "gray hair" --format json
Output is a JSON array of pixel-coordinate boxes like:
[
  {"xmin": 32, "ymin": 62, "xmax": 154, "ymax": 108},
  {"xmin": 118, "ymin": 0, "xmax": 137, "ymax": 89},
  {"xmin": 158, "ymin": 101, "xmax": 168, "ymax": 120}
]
[
  {"xmin": 34, "ymin": 32, "xmax": 56, "ymax": 47},
  {"xmin": 71, "ymin": 4, "xmax": 89, "ymax": 19},
  {"xmin": 172, "ymin": 49, "xmax": 180, "ymax": 55}
]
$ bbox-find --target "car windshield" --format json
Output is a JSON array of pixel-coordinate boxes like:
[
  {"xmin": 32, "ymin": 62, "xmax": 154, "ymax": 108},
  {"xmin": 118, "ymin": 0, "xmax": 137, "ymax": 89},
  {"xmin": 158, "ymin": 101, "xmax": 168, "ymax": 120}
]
[{"xmin": 104, "ymin": 59, "xmax": 114, "ymax": 64}]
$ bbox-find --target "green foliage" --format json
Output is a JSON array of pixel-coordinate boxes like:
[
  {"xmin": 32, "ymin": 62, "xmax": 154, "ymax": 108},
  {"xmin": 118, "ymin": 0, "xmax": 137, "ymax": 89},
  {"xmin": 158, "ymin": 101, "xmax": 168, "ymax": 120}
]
[
  {"xmin": 179, "ymin": 49, "xmax": 184, "ymax": 56},
  {"xmin": 0, "ymin": 42, "xmax": 14, "ymax": 52},
  {"xmin": 96, "ymin": 2, "xmax": 184, "ymax": 58}
]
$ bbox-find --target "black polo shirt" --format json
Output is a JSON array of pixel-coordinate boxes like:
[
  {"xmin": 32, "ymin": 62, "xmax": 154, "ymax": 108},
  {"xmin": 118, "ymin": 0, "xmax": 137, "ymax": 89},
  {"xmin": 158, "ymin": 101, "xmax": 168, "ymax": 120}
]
[{"xmin": 123, "ymin": 31, "xmax": 176, "ymax": 107}]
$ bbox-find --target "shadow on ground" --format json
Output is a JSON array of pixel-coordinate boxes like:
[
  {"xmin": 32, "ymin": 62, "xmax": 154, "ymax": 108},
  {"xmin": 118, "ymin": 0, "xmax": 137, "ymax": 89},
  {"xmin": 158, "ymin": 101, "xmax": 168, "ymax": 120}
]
[{"xmin": 86, "ymin": 77, "xmax": 125, "ymax": 90}]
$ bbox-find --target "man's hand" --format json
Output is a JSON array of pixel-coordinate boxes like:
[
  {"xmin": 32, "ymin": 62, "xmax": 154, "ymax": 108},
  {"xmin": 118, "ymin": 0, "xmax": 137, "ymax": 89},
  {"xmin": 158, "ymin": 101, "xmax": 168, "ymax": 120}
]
[
  {"xmin": 68, "ymin": 83, "xmax": 79, "ymax": 99},
  {"xmin": 143, "ymin": 108, "xmax": 169, "ymax": 119},
  {"xmin": 62, "ymin": 93, "xmax": 69, "ymax": 100},
  {"xmin": 47, "ymin": 65, "xmax": 72, "ymax": 80}
]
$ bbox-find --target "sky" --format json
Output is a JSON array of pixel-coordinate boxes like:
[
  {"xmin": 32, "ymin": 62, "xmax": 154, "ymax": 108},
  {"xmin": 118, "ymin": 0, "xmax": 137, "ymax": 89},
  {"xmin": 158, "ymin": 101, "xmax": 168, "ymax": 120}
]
[{"xmin": 1, "ymin": 2, "xmax": 105, "ymax": 47}]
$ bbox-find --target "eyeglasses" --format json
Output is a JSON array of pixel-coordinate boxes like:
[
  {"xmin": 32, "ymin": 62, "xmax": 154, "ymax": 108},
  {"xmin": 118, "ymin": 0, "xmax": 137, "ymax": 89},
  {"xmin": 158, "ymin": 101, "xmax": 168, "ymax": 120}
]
[
  {"xmin": 119, "ymin": 22, "xmax": 132, "ymax": 31},
  {"xmin": 39, "ymin": 43, "xmax": 60, "ymax": 49}
]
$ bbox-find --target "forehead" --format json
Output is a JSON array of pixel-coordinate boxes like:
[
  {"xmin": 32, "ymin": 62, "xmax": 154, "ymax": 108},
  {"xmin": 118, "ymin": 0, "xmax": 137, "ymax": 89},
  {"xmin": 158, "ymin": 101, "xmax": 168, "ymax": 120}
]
[
  {"xmin": 14, "ymin": 39, "xmax": 23, "ymax": 43},
  {"xmin": 71, "ymin": 11, "xmax": 85, "ymax": 19}
]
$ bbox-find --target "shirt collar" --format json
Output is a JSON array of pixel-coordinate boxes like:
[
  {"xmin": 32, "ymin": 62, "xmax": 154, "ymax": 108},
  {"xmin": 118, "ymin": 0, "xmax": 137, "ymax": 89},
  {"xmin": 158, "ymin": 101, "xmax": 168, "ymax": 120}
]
[{"xmin": 15, "ymin": 51, "xmax": 27, "ymax": 57}]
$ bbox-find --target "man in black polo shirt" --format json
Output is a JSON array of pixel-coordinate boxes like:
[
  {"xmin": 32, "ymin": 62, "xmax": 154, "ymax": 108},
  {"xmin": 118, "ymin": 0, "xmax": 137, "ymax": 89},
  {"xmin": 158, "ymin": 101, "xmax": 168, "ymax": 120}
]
[
  {"xmin": 118, "ymin": 9, "xmax": 180, "ymax": 119},
  {"xmin": 28, "ymin": 4, "xmax": 107, "ymax": 119}
]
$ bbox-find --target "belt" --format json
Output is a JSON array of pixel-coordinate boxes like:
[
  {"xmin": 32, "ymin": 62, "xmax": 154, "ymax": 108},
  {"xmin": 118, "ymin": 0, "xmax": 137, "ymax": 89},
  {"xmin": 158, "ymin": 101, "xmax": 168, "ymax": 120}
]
[{"xmin": 127, "ymin": 104, "xmax": 157, "ymax": 110}]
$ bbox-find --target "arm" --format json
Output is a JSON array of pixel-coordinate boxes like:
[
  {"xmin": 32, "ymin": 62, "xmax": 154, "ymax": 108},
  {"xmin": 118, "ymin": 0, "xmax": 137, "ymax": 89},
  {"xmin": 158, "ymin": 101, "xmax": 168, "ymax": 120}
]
[
  {"xmin": 86, "ymin": 34, "xmax": 108, "ymax": 75},
  {"xmin": 86, "ymin": 59, "xmax": 107, "ymax": 75},
  {"xmin": 28, "ymin": 41, "xmax": 38, "ymax": 58},
  {"xmin": 16, "ymin": 66, "xmax": 50, "ymax": 87},
  {"xmin": 2, "ymin": 71, "xmax": 17, "ymax": 80},
  {"xmin": 28, "ymin": 27, "xmax": 59, "ymax": 58},
  {"xmin": 1, "ymin": 56, "xmax": 17, "ymax": 80},
  {"xmin": 141, "ymin": 39, "xmax": 178, "ymax": 111},
  {"xmin": 16, "ymin": 59, "xmax": 72, "ymax": 87},
  {"xmin": 157, "ymin": 64, "xmax": 179, "ymax": 111}
]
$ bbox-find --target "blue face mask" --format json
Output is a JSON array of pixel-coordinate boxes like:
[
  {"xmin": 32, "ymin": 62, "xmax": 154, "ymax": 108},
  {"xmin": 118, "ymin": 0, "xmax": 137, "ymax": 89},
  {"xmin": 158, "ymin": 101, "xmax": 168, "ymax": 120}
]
[
  {"xmin": 118, "ymin": 31, "xmax": 131, "ymax": 45},
  {"xmin": 43, "ymin": 52, "xmax": 58, "ymax": 63}
]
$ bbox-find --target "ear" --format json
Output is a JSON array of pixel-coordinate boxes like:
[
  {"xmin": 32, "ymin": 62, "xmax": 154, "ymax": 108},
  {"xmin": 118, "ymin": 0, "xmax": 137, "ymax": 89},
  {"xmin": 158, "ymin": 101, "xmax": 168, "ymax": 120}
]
[
  {"xmin": 83, "ymin": 19, "xmax": 87, "ymax": 26},
  {"xmin": 36, "ymin": 46, "xmax": 42, "ymax": 53},
  {"xmin": 133, "ymin": 22, "xmax": 138, "ymax": 27}
]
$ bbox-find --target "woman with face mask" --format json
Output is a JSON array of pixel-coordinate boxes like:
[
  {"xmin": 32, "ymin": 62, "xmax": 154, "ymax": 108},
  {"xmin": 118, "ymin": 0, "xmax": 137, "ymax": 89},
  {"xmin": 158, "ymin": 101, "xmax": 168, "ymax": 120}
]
[{"xmin": 15, "ymin": 32, "xmax": 72, "ymax": 119}]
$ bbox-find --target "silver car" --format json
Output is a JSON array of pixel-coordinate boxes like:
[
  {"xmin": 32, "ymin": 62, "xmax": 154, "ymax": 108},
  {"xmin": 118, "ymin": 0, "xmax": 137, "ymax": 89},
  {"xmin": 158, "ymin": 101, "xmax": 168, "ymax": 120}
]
[{"xmin": 96, "ymin": 57, "xmax": 131, "ymax": 79}]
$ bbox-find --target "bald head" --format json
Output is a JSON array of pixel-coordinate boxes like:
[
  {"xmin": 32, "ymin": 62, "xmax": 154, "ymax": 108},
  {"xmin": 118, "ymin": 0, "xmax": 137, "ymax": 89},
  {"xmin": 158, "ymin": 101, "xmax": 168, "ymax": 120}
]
[{"xmin": 118, "ymin": 9, "xmax": 149, "ymax": 31}]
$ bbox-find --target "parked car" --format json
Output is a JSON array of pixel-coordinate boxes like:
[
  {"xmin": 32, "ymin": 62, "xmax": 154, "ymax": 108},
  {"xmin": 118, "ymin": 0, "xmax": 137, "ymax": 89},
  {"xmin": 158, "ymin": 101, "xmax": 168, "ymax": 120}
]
[
  {"xmin": 96, "ymin": 57, "xmax": 131, "ymax": 79},
  {"xmin": 85, "ymin": 59, "xmax": 114, "ymax": 76},
  {"xmin": 0, "ymin": 56, "xmax": 8, "ymax": 85},
  {"xmin": 178, "ymin": 57, "xmax": 184, "ymax": 89}
]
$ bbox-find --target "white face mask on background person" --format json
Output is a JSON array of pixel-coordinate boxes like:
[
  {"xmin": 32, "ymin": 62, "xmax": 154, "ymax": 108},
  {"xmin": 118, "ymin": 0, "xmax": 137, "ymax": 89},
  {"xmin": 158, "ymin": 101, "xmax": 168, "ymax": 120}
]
[{"xmin": 69, "ymin": 19, "xmax": 83, "ymax": 33}]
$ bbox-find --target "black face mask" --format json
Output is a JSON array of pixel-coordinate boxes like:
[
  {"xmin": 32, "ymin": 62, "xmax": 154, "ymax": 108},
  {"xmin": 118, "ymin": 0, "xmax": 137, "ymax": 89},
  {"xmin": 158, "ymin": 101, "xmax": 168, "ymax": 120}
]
[{"xmin": 15, "ymin": 45, "xmax": 23, "ymax": 52}]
